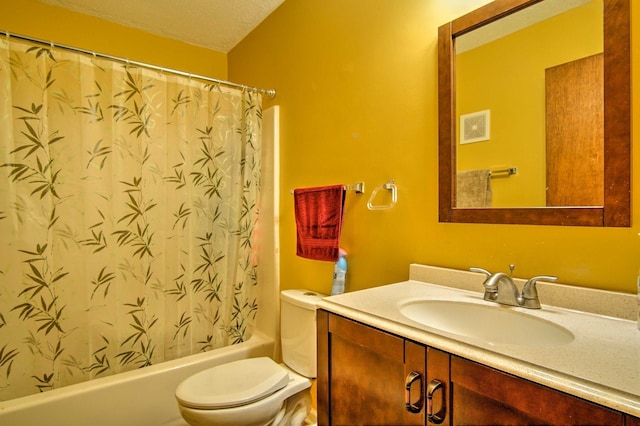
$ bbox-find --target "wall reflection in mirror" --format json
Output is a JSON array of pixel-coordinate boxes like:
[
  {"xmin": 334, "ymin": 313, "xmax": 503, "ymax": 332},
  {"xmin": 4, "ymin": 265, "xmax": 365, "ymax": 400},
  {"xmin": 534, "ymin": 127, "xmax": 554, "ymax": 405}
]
[{"xmin": 455, "ymin": 0, "xmax": 602, "ymax": 209}]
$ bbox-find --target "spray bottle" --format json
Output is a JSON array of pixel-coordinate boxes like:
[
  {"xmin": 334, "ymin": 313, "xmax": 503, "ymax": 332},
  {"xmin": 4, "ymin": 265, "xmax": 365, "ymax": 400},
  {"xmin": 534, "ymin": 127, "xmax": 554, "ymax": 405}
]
[{"xmin": 331, "ymin": 249, "xmax": 347, "ymax": 295}]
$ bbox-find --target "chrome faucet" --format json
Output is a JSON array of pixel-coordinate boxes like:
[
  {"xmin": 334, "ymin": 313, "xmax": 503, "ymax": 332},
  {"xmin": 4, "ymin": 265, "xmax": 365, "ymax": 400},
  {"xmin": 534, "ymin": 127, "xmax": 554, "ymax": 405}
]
[{"xmin": 470, "ymin": 266, "xmax": 558, "ymax": 309}]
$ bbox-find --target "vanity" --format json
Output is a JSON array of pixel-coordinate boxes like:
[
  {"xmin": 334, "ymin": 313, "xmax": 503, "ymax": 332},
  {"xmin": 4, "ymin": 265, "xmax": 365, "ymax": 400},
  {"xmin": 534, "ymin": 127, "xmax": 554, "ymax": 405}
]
[{"xmin": 316, "ymin": 264, "xmax": 640, "ymax": 425}]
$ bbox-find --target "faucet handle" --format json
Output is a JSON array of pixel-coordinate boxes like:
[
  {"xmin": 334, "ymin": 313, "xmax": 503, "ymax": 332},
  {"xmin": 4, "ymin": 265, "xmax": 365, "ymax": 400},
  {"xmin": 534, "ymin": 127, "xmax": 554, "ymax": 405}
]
[
  {"xmin": 470, "ymin": 267, "xmax": 499, "ymax": 302},
  {"xmin": 520, "ymin": 275, "xmax": 558, "ymax": 309},
  {"xmin": 524, "ymin": 275, "xmax": 558, "ymax": 288},
  {"xmin": 469, "ymin": 267, "xmax": 491, "ymax": 277}
]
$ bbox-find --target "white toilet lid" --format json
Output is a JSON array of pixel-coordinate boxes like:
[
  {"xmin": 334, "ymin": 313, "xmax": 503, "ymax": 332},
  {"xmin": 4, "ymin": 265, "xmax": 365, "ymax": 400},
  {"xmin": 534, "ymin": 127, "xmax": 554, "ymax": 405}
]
[{"xmin": 175, "ymin": 357, "xmax": 289, "ymax": 409}]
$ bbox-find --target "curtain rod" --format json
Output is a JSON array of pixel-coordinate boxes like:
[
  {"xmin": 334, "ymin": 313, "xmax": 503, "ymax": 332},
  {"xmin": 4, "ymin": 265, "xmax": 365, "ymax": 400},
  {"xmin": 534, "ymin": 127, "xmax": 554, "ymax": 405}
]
[{"xmin": 1, "ymin": 30, "xmax": 276, "ymax": 99}]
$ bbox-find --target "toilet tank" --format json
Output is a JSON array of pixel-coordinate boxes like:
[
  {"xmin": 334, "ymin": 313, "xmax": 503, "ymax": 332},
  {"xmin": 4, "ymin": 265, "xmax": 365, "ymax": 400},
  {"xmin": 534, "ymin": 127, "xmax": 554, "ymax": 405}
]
[{"xmin": 280, "ymin": 289, "xmax": 326, "ymax": 378}]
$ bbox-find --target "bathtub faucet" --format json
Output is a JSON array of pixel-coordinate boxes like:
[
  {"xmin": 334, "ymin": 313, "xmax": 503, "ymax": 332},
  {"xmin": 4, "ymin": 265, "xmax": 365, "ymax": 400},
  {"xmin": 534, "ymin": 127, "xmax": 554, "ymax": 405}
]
[{"xmin": 470, "ymin": 265, "xmax": 558, "ymax": 309}]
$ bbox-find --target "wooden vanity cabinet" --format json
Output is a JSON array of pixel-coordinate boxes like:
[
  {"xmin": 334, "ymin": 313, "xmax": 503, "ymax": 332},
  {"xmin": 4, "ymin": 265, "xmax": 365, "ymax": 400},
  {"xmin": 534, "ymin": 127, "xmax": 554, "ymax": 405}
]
[{"xmin": 318, "ymin": 310, "xmax": 627, "ymax": 426}]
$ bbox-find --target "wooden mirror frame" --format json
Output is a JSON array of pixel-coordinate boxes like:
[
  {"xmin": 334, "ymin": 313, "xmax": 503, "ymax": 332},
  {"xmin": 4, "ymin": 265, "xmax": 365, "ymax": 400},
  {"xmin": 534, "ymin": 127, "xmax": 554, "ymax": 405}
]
[{"xmin": 438, "ymin": 0, "xmax": 630, "ymax": 226}]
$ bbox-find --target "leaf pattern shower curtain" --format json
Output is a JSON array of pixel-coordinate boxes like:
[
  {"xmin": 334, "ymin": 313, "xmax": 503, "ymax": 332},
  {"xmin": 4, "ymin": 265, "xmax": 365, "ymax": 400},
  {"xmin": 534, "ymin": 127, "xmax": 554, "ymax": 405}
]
[{"xmin": 0, "ymin": 38, "xmax": 261, "ymax": 401}]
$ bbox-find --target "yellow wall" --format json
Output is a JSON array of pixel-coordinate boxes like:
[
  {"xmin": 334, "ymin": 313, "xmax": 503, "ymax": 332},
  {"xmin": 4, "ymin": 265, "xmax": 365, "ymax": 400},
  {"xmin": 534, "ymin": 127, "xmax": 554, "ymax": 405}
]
[
  {"xmin": 229, "ymin": 0, "xmax": 640, "ymax": 294},
  {"xmin": 0, "ymin": 0, "xmax": 227, "ymax": 79},
  {"xmin": 2, "ymin": 0, "xmax": 639, "ymax": 295},
  {"xmin": 457, "ymin": 1, "xmax": 602, "ymax": 207}
]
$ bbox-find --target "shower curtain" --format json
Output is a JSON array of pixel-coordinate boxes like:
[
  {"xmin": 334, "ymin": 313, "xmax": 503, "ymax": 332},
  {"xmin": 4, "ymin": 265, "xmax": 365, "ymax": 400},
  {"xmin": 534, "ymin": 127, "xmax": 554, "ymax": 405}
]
[{"xmin": 0, "ymin": 38, "xmax": 261, "ymax": 401}]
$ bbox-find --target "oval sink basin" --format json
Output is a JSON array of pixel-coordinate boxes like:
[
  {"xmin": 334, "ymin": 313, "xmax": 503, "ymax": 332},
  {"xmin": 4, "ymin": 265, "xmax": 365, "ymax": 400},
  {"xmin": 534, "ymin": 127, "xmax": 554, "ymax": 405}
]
[{"xmin": 399, "ymin": 300, "xmax": 574, "ymax": 347}]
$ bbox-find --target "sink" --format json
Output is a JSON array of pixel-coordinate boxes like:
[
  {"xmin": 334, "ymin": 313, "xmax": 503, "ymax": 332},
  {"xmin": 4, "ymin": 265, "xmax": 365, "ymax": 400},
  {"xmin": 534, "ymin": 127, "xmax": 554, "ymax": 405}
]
[{"xmin": 399, "ymin": 300, "xmax": 574, "ymax": 346}]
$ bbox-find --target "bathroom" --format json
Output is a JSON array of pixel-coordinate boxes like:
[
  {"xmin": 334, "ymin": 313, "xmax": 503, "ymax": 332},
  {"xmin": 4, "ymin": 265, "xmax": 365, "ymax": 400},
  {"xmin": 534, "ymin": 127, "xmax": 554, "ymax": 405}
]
[{"xmin": 0, "ymin": 0, "xmax": 639, "ymax": 424}]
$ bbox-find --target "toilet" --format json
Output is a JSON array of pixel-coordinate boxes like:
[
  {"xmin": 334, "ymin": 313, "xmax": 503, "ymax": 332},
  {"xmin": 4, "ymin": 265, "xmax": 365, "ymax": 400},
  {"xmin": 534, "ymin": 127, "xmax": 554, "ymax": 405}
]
[{"xmin": 175, "ymin": 289, "xmax": 325, "ymax": 426}]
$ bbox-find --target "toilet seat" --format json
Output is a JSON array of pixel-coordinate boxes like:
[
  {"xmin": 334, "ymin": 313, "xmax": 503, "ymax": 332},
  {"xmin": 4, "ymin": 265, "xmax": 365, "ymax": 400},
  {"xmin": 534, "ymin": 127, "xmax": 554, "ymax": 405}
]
[{"xmin": 175, "ymin": 357, "xmax": 289, "ymax": 410}]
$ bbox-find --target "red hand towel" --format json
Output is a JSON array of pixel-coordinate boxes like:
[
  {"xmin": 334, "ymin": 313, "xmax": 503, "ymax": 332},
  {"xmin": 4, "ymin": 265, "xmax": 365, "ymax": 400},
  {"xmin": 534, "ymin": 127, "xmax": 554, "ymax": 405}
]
[{"xmin": 294, "ymin": 185, "xmax": 345, "ymax": 261}]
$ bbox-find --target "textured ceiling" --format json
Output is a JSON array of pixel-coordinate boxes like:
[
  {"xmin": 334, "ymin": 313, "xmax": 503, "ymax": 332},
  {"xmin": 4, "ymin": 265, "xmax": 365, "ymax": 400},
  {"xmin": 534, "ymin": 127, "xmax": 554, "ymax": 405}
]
[
  {"xmin": 38, "ymin": 0, "xmax": 285, "ymax": 53},
  {"xmin": 456, "ymin": 0, "xmax": 591, "ymax": 53}
]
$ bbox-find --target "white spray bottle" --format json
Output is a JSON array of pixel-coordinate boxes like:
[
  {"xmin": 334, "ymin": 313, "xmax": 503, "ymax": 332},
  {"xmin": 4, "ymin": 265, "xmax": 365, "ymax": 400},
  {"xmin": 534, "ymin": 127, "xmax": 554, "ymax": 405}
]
[{"xmin": 331, "ymin": 249, "xmax": 347, "ymax": 295}]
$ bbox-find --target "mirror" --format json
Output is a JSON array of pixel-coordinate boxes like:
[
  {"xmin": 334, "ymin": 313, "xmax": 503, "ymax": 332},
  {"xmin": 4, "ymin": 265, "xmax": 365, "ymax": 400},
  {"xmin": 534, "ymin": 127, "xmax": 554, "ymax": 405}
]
[
  {"xmin": 457, "ymin": 0, "xmax": 602, "ymax": 209},
  {"xmin": 438, "ymin": 0, "xmax": 630, "ymax": 226}
]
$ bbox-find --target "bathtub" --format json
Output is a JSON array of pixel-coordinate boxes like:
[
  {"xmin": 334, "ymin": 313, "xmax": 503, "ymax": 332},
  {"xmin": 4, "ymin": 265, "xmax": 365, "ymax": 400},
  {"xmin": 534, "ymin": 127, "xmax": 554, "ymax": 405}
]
[{"xmin": 0, "ymin": 331, "xmax": 275, "ymax": 426}]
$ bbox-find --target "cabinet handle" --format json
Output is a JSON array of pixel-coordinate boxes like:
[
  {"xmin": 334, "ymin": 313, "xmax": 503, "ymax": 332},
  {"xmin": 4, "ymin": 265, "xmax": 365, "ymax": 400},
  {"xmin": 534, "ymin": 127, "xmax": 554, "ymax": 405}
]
[
  {"xmin": 427, "ymin": 379, "xmax": 446, "ymax": 424},
  {"xmin": 404, "ymin": 371, "xmax": 424, "ymax": 413}
]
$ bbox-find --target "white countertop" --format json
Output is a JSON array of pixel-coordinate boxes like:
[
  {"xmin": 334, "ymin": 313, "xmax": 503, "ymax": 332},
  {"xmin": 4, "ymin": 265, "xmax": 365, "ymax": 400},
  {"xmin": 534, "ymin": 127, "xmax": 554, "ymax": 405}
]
[{"xmin": 317, "ymin": 265, "xmax": 640, "ymax": 417}]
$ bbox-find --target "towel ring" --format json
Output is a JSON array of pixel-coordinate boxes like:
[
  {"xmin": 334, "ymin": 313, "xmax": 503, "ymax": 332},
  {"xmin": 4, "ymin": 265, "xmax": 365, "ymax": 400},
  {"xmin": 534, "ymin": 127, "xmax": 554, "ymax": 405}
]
[{"xmin": 367, "ymin": 180, "xmax": 397, "ymax": 210}]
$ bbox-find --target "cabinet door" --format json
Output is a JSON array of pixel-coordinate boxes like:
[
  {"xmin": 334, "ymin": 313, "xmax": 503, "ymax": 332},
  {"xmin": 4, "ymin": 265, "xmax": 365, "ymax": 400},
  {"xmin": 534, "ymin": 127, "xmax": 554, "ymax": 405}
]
[
  {"xmin": 317, "ymin": 310, "xmax": 426, "ymax": 425},
  {"xmin": 626, "ymin": 415, "xmax": 640, "ymax": 426},
  {"xmin": 426, "ymin": 347, "xmax": 450, "ymax": 426},
  {"xmin": 451, "ymin": 356, "xmax": 623, "ymax": 425}
]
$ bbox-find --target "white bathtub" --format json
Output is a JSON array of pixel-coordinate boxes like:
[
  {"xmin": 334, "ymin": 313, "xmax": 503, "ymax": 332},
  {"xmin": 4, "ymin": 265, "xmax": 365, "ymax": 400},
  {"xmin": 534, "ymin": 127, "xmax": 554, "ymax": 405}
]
[{"xmin": 0, "ymin": 331, "xmax": 275, "ymax": 426}]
